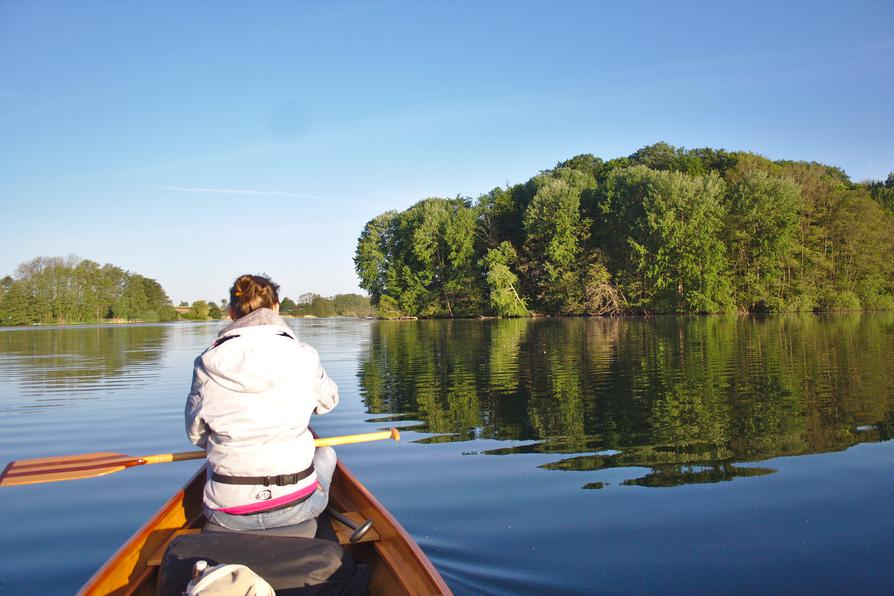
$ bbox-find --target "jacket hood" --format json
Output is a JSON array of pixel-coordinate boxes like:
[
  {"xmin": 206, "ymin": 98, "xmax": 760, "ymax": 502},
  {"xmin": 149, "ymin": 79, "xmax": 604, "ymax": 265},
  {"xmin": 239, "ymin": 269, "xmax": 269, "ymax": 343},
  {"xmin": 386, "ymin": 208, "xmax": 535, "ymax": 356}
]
[
  {"xmin": 217, "ymin": 307, "xmax": 287, "ymax": 336},
  {"xmin": 201, "ymin": 308, "xmax": 298, "ymax": 393}
]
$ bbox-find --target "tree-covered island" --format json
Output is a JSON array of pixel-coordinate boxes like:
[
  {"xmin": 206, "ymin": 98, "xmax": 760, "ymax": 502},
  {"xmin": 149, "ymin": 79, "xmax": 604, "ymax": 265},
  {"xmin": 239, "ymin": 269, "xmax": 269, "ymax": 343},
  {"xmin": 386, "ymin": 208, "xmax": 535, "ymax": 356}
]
[{"xmin": 355, "ymin": 142, "xmax": 894, "ymax": 317}]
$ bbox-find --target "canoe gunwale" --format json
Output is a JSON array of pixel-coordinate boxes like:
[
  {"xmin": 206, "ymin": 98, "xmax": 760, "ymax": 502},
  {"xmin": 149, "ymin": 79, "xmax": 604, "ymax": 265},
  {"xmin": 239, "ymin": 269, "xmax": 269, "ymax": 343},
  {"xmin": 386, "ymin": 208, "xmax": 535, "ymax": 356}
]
[{"xmin": 329, "ymin": 461, "xmax": 452, "ymax": 595}]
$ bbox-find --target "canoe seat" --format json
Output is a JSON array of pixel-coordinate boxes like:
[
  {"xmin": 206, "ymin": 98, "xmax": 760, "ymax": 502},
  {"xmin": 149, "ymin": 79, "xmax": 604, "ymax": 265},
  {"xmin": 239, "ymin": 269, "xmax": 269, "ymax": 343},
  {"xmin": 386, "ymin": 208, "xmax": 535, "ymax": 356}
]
[{"xmin": 203, "ymin": 518, "xmax": 318, "ymax": 538}]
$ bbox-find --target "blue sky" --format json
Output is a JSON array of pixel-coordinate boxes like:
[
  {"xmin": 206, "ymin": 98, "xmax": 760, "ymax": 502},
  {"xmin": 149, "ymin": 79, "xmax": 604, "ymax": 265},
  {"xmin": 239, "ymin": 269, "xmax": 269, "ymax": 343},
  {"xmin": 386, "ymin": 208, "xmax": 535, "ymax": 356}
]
[{"xmin": 1, "ymin": 1, "xmax": 892, "ymax": 303}]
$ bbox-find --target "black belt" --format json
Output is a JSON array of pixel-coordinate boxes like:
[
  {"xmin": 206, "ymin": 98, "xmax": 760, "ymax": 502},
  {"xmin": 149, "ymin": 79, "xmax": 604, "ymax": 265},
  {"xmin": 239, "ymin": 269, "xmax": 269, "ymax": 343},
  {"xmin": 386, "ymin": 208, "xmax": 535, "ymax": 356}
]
[{"xmin": 212, "ymin": 464, "xmax": 314, "ymax": 486}]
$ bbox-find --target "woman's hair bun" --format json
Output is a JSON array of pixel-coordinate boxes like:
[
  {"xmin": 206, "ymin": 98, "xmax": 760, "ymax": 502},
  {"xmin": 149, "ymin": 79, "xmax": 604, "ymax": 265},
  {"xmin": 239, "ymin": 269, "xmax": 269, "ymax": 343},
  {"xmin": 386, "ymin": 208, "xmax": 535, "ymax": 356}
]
[{"xmin": 229, "ymin": 274, "xmax": 280, "ymax": 319}]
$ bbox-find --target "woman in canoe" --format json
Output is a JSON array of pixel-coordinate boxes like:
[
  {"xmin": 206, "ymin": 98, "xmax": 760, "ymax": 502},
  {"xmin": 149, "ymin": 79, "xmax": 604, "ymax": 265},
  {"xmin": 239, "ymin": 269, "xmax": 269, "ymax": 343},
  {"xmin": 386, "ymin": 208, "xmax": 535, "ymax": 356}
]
[{"xmin": 185, "ymin": 273, "xmax": 339, "ymax": 531}]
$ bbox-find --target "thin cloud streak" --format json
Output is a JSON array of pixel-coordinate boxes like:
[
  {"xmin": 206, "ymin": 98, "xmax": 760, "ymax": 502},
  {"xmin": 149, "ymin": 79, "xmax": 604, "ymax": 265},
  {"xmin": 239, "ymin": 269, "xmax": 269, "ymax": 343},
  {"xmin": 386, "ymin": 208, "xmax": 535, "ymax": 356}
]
[{"xmin": 159, "ymin": 186, "xmax": 359, "ymax": 203}]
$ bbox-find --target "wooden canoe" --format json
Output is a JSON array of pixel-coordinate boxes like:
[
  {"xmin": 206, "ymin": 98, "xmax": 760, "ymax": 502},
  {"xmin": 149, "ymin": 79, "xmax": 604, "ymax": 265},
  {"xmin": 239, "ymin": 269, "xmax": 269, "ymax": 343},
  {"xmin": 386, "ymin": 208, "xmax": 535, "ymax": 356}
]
[{"xmin": 78, "ymin": 459, "xmax": 452, "ymax": 595}]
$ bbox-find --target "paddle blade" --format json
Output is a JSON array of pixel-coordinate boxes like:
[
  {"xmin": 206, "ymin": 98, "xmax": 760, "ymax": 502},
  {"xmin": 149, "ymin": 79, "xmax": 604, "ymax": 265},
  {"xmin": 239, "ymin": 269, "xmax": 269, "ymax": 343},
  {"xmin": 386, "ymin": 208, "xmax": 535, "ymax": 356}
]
[{"xmin": 0, "ymin": 452, "xmax": 136, "ymax": 486}]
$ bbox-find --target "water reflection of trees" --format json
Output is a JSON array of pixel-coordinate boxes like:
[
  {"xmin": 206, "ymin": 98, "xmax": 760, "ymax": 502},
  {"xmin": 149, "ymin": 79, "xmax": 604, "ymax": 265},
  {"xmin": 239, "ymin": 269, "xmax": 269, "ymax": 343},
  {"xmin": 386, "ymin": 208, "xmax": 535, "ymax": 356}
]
[
  {"xmin": 0, "ymin": 325, "xmax": 170, "ymax": 409},
  {"xmin": 358, "ymin": 314, "xmax": 894, "ymax": 488}
]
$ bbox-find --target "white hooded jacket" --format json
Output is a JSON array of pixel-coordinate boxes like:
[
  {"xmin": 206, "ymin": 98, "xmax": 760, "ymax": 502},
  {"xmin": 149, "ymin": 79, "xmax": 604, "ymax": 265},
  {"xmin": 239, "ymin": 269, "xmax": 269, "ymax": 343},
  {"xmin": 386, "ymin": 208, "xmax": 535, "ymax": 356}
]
[{"xmin": 186, "ymin": 308, "xmax": 338, "ymax": 511}]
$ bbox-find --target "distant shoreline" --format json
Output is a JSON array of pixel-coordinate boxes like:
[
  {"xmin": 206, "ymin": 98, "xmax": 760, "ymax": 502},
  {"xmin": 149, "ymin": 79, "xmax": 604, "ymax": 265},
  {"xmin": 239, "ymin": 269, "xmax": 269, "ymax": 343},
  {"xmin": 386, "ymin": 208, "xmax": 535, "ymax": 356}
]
[
  {"xmin": 3, "ymin": 310, "xmax": 890, "ymax": 330},
  {"xmin": 0, "ymin": 315, "xmax": 379, "ymax": 329}
]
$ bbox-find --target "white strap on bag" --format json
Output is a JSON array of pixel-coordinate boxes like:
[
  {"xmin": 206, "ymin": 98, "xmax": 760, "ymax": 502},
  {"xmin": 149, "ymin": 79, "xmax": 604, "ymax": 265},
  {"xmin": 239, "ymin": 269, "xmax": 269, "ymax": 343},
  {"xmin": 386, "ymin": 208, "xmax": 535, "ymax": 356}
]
[{"xmin": 185, "ymin": 561, "xmax": 276, "ymax": 596}]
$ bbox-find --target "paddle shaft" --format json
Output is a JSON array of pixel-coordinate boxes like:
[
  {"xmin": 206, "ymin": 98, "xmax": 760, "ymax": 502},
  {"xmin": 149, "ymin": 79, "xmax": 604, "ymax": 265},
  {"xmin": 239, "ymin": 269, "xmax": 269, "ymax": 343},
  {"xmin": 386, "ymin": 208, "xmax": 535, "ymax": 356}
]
[{"xmin": 137, "ymin": 428, "xmax": 401, "ymax": 464}]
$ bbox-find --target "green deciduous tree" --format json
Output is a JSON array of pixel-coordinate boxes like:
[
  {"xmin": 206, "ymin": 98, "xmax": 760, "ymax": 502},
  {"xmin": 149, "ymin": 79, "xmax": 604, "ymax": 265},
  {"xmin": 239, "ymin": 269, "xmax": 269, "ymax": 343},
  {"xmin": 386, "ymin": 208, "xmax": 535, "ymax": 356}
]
[
  {"xmin": 190, "ymin": 300, "xmax": 210, "ymax": 320},
  {"xmin": 207, "ymin": 301, "xmax": 223, "ymax": 320},
  {"xmin": 402, "ymin": 197, "xmax": 480, "ymax": 316},
  {"xmin": 822, "ymin": 190, "xmax": 894, "ymax": 310},
  {"xmin": 354, "ymin": 211, "xmax": 398, "ymax": 306},
  {"xmin": 521, "ymin": 168, "xmax": 594, "ymax": 314},
  {"xmin": 0, "ymin": 256, "xmax": 176, "ymax": 325},
  {"xmin": 861, "ymin": 172, "xmax": 894, "ymax": 214},
  {"xmin": 482, "ymin": 242, "xmax": 529, "ymax": 317},
  {"xmin": 279, "ymin": 297, "xmax": 297, "ymax": 313},
  {"xmin": 723, "ymin": 170, "xmax": 801, "ymax": 311},
  {"xmin": 355, "ymin": 198, "xmax": 483, "ymax": 317},
  {"xmin": 600, "ymin": 166, "xmax": 732, "ymax": 312}
]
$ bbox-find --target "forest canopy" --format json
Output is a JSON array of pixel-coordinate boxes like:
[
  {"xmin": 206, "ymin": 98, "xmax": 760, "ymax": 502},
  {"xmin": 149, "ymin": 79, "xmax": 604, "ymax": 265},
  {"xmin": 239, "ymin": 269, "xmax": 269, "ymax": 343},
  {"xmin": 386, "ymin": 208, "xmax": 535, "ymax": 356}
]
[{"xmin": 355, "ymin": 143, "xmax": 894, "ymax": 317}]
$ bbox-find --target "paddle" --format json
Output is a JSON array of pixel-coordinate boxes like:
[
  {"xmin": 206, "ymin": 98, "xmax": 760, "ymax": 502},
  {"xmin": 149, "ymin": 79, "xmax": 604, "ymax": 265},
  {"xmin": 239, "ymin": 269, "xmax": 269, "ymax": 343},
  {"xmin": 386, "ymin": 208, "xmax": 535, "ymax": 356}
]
[{"xmin": 0, "ymin": 427, "xmax": 400, "ymax": 487}]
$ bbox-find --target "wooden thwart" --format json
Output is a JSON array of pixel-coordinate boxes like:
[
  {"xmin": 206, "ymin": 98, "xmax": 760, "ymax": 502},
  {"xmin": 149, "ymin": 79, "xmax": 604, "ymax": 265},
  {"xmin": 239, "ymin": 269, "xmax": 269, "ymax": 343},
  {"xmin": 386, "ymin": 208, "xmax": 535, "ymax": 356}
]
[{"xmin": 329, "ymin": 511, "xmax": 381, "ymax": 545}]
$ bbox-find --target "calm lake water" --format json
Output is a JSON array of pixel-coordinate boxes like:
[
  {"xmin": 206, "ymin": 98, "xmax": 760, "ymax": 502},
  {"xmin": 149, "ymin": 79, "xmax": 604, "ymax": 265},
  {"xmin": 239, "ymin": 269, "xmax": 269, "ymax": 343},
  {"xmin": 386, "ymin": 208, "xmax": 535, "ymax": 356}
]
[{"xmin": 0, "ymin": 315, "xmax": 892, "ymax": 595}]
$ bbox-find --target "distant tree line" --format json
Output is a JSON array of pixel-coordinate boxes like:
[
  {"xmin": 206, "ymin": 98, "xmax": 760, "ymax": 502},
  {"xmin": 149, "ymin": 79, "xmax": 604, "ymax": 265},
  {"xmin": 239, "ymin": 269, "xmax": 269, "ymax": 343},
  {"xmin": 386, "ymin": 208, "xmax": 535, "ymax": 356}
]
[
  {"xmin": 355, "ymin": 143, "xmax": 894, "ymax": 316},
  {"xmin": 178, "ymin": 293, "xmax": 375, "ymax": 320},
  {"xmin": 178, "ymin": 300, "xmax": 225, "ymax": 321},
  {"xmin": 0, "ymin": 256, "xmax": 177, "ymax": 325},
  {"xmin": 0, "ymin": 256, "xmax": 376, "ymax": 326},
  {"xmin": 280, "ymin": 293, "xmax": 375, "ymax": 318}
]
